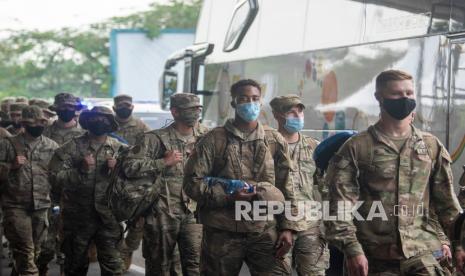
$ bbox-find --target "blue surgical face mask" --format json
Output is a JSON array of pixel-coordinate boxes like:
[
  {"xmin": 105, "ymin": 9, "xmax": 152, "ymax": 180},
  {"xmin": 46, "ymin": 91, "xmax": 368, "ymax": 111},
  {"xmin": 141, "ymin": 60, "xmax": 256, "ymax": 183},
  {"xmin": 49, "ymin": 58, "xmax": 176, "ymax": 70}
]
[
  {"xmin": 236, "ymin": 102, "xmax": 261, "ymax": 122},
  {"xmin": 284, "ymin": 116, "xmax": 304, "ymax": 133}
]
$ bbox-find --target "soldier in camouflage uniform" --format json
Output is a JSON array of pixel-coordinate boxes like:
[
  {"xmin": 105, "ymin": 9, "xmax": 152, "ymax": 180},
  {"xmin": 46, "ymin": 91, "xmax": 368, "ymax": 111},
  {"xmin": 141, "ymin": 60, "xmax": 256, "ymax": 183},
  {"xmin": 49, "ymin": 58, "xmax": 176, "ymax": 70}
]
[
  {"xmin": 183, "ymin": 79, "xmax": 298, "ymax": 275},
  {"xmin": 43, "ymin": 93, "xmax": 84, "ymax": 144},
  {"xmin": 112, "ymin": 94, "xmax": 150, "ymax": 144},
  {"xmin": 6, "ymin": 103, "xmax": 28, "ymax": 136},
  {"xmin": 324, "ymin": 70, "xmax": 463, "ymax": 275},
  {"xmin": 0, "ymin": 106, "xmax": 59, "ymax": 276},
  {"xmin": 270, "ymin": 95, "xmax": 329, "ymax": 275},
  {"xmin": 38, "ymin": 93, "xmax": 85, "ymax": 275},
  {"xmin": 49, "ymin": 106, "xmax": 125, "ymax": 276},
  {"xmin": 122, "ymin": 93, "xmax": 207, "ymax": 275},
  {"xmin": 111, "ymin": 94, "xmax": 150, "ymax": 271}
]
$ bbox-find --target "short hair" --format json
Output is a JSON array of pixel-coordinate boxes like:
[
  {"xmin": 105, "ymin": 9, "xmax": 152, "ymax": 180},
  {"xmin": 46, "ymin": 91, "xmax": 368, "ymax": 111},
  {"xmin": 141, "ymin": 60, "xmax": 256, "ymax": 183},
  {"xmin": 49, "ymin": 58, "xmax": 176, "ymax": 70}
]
[
  {"xmin": 230, "ymin": 79, "xmax": 261, "ymax": 97},
  {"xmin": 376, "ymin": 70, "xmax": 413, "ymax": 92}
]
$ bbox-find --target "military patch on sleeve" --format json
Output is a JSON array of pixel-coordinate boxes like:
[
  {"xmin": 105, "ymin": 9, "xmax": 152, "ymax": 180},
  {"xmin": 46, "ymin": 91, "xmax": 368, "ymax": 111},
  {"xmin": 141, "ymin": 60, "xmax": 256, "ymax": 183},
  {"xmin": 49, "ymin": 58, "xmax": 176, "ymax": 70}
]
[{"xmin": 414, "ymin": 141, "xmax": 428, "ymax": 155}]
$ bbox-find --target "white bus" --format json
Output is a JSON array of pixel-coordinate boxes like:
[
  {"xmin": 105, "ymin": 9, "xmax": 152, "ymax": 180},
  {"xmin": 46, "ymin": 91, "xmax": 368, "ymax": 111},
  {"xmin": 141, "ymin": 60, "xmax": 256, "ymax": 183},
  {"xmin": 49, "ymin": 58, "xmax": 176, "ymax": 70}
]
[{"xmin": 160, "ymin": 0, "xmax": 465, "ymax": 187}]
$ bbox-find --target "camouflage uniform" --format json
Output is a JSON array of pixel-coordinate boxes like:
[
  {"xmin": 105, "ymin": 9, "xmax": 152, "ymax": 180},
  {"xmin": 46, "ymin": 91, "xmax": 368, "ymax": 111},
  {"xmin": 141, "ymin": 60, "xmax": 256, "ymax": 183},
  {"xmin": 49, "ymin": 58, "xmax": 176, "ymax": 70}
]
[
  {"xmin": 49, "ymin": 107, "xmax": 125, "ymax": 276},
  {"xmin": 0, "ymin": 106, "xmax": 58, "ymax": 276},
  {"xmin": 113, "ymin": 94, "xmax": 150, "ymax": 145},
  {"xmin": 112, "ymin": 95, "xmax": 150, "ymax": 269},
  {"xmin": 325, "ymin": 124, "xmax": 462, "ymax": 275},
  {"xmin": 123, "ymin": 94, "xmax": 207, "ymax": 275},
  {"xmin": 38, "ymin": 93, "xmax": 84, "ymax": 275},
  {"xmin": 6, "ymin": 103, "xmax": 28, "ymax": 136},
  {"xmin": 183, "ymin": 118, "xmax": 295, "ymax": 275},
  {"xmin": 270, "ymin": 95, "xmax": 329, "ymax": 276}
]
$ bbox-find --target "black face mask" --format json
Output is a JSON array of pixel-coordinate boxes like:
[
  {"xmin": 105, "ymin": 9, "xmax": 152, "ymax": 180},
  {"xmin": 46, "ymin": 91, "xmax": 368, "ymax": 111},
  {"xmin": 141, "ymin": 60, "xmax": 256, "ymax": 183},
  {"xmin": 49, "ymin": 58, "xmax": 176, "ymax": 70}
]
[
  {"xmin": 382, "ymin": 98, "xmax": 416, "ymax": 120},
  {"xmin": 25, "ymin": 125, "xmax": 45, "ymax": 138},
  {"xmin": 57, "ymin": 110, "xmax": 75, "ymax": 123},
  {"xmin": 87, "ymin": 121, "xmax": 112, "ymax": 136},
  {"xmin": 115, "ymin": 108, "xmax": 132, "ymax": 119},
  {"xmin": 178, "ymin": 109, "xmax": 201, "ymax": 127}
]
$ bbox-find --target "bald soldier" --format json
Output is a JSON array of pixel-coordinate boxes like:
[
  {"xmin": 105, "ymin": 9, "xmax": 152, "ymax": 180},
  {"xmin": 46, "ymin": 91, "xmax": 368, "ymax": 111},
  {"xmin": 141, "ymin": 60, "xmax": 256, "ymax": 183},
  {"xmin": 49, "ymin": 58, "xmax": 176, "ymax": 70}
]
[
  {"xmin": 0, "ymin": 106, "xmax": 59, "ymax": 276},
  {"xmin": 325, "ymin": 70, "xmax": 463, "ymax": 275},
  {"xmin": 123, "ymin": 93, "xmax": 208, "ymax": 275},
  {"xmin": 111, "ymin": 94, "xmax": 150, "ymax": 271},
  {"xmin": 270, "ymin": 95, "xmax": 329, "ymax": 275}
]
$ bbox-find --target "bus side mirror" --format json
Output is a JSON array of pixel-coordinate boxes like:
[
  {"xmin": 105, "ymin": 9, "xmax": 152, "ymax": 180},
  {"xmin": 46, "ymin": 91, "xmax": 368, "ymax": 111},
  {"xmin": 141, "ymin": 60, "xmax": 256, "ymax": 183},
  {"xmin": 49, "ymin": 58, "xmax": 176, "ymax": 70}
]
[{"xmin": 161, "ymin": 70, "xmax": 178, "ymax": 110}]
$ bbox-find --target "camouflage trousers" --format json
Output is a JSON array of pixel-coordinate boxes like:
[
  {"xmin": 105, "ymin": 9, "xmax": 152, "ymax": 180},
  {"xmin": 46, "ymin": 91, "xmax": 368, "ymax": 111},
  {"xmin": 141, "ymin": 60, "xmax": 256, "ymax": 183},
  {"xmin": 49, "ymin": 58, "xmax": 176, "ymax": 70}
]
[
  {"xmin": 3, "ymin": 208, "xmax": 48, "ymax": 276},
  {"xmin": 62, "ymin": 216, "xmax": 123, "ymax": 276},
  {"xmin": 367, "ymin": 252, "xmax": 452, "ymax": 276},
  {"xmin": 286, "ymin": 229, "xmax": 329, "ymax": 276},
  {"xmin": 143, "ymin": 209, "xmax": 202, "ymax": 276},
  {"xmin": 124, "ymin": 217, "xmax": 144, "ymax": 252},
  {"xmin": 201, "ymin": 225, "xmax": 291, "ymax": 276},
  {"xmin": 37, "ymin": 208, "xmax": 63, "ymax": 274}
]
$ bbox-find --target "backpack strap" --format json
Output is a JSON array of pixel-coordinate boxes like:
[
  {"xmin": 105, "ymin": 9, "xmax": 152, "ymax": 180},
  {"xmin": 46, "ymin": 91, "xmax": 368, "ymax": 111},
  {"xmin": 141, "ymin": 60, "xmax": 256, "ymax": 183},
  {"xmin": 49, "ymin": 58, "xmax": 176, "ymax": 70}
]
[{"xmin": 5, "ymin": 135, "xmax": 25, "ymax": 156}]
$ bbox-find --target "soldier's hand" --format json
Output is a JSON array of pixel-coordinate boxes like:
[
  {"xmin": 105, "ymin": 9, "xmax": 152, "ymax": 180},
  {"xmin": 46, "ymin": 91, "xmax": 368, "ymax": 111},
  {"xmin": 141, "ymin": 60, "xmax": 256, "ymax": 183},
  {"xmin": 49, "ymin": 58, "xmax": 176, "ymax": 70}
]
[
  {"xmin": 107, "ymin": 158, "xmax": 117, "ymax": 170},
  {"xmin": 442, "ymin": 244, "xmax": 452, "ymax": 259},
  {"xmin": 232, "ymin": 186, "xmax": 256, "ymax": 201},
  {"xmin": 455, "ymin": 248, "xmax": 465, "ymax": 275},
  {"xmin": 163, "ymin": 150, "xmax": 183, "ymax": 167},
  {"xmin": 82, "ymin": 154, "xmax": 96, "ymax": 172},
  {"xmin": 346, "ymin": 254, "xmax": 368, "ymax": 276},
  {"xmin": 11, "ymin": 155, "xmax": 27, "ymax": 169},
  {"xmin": 275, "ymin": 230, "xmax": 293, "ymax": 259}
]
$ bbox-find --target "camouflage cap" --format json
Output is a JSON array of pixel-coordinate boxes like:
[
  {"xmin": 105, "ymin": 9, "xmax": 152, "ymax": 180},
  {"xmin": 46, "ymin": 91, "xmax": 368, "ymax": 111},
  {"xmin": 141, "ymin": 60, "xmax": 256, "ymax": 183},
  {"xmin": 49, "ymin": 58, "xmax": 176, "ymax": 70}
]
[
  {"xmin": 1, "ymin": 97, "xmax": 16, "ymax": 105},
  {"xmin": 29, "ymin": 98, "xmax": 55, "ymax": 115},
  {"xmin": 170, "ymin": 93, "xmax": 202, "ymax": 109},
  {"xmin": 15, "ymin": 96, "xmax": 29, "ymax": 104},
  {"xmin": 114, "ymin": 94, "xmax": 133, "ymax": 107},
  {"xmin": 79, "ymin": 106, "xmax": 118, "ymax": 132},
  {"xmin": 255, "ymin": 183, "xmax": 285, "ymax": 203},
  {"xmin": 50, "ymin": 93, "xmax": 82, "ymax": 111},
  {"xmin": 9, "ymin": 103, "xmax": 28, "ymax": 114},
  {"xmin": 269, "ymin": 94, "xmax": 305, "ymax": 114},
  {"xmin": 21, "ymin": 105, "xmax": 47, "ymax": 124}
]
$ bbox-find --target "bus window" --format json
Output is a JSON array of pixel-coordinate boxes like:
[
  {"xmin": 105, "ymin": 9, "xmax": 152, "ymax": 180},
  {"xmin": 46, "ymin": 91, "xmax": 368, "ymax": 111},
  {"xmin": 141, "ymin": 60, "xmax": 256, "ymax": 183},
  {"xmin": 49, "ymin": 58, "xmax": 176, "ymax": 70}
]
[{"xmin": 223, "ymin": 0, "xmax": 258, "ymax": 52}]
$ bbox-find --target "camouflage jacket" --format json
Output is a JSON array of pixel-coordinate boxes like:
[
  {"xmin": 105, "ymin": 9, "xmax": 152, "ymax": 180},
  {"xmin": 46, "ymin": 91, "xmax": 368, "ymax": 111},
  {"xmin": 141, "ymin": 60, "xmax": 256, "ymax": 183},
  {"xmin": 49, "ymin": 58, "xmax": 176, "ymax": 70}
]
[
  {"xmin": 324, "ymin": 124, "xmax": 461, "ymax": 260},
  {"xmin": 123, "ymin": 123, "xmax": 209, "ymax": 215},
  {"xmin": 183, "ymin": 119, "xmax": 294, "ymax": 233},
  {"xmin": 49, "ymin": 133, "xmax": 125, "ymax": 224},
  {"xmin": 43, "ymin": 120, "xmax": 85, "ymax": 145},
  {"xmin": 114, "ymin": 116, "xmax": 150, "ymax": 145},
  {"xmin": 284, "ymin": 134, "xmax": 322, "ymax": 232},
  {"xmin": 0, "ymin": 134, "xmax": 58, "ymax": 210}
]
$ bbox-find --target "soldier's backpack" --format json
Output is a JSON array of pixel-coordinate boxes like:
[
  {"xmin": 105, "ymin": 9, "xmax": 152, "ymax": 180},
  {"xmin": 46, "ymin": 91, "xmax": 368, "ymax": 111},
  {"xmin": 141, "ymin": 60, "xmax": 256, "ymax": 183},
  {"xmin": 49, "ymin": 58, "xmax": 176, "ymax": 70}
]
[{"xmin": 107, "ymin": 145, "xmax": 160, "ymax": 224}]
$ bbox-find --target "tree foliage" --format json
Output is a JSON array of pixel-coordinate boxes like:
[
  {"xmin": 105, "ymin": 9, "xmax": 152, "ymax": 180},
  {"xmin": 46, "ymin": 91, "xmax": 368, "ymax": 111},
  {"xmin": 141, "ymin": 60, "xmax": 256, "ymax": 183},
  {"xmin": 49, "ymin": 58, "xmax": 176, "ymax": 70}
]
[{"xmin": 0, "ymin": 0, "xmax": 201, "ymax": 99}]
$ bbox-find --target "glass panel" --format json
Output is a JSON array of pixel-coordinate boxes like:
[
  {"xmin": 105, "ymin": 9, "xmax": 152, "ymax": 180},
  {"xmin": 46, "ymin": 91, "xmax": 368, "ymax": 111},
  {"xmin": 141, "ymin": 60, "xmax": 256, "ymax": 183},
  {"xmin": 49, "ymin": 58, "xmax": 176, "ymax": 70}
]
[
  {"xmin": 450, "ymin": 0, "xmax": 465, "ymax": 32},
  {"xmin": 448, "ymin": 41, "xmax": 465, "ymax": 187},
  {"xmin": 364, "ymin": 0, "xmax": 449, "ymax": 43},
  {"xmin": 161, "ymin": 71, "xmax": 178, "ymax": 110}
]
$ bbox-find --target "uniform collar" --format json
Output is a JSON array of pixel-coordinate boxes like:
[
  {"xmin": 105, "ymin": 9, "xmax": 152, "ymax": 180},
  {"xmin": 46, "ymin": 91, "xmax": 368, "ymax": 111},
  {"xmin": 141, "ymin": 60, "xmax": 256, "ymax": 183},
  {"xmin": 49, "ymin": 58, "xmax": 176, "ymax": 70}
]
[
  {"xmin": 116, "ymin": 116, "xmax": 137, "ymax": 128},
  {"xmin": 368, "ymin": 123, "xmax": 423, "ymax": 152},
  {"xmin": 224, "ymin": 119, "xmax": 265, "ymax": 141}
]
